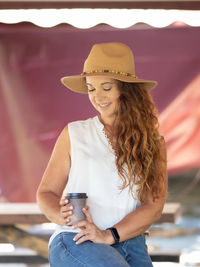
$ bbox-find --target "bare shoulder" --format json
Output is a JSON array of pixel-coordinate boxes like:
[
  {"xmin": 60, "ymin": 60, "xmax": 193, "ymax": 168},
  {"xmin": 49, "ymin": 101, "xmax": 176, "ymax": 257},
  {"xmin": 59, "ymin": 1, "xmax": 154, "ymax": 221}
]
[
  {"xmin": 57, "ymin": 124, "xmax": 70, "ymax": 142},
  {"xmin": 53, "ymin": 124, "xmax": 71, "ymax": 155}
]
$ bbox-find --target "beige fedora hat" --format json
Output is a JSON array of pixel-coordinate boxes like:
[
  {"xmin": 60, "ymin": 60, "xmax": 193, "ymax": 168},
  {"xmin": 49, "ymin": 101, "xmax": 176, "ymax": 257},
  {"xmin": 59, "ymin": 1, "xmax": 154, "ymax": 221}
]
[{"xmin": 61, "ymin": 42, "xmax": 157, "ymax": 93}]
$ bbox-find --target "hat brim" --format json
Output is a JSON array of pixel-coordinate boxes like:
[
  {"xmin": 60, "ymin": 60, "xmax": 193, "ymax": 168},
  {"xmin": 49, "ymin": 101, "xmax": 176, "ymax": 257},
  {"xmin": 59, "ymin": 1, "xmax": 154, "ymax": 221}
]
[{"xmin": 61, "ymin": 73, "xmax": 157, "ymax": 94}]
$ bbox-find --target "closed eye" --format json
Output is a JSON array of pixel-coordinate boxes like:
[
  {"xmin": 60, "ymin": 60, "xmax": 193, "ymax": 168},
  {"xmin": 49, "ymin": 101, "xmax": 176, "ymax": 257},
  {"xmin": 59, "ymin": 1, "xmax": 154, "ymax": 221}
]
[
  {"xmin": 87, "ymin": 84, "xmax": 95, "ymax": 92},
  {"xmin": 103, "ymin": 87, "xmax": 112, "ymax": 91},
  {"xmin": 102, "ymin": 82, "xmax": 112, "ymax": 91},
  {"xmin": 86, "ymin": 82, "xmax": 113, "ymax": 92},
  {"xmin": 88, "ymin": 89, "xmax": 95, "ymax": 93}
]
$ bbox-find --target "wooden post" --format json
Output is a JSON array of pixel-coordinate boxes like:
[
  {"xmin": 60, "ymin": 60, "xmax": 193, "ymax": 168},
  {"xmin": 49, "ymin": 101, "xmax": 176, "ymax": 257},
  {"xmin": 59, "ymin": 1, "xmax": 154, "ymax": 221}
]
[{"xmin": 0, "ymin": 225, "xmax": 49, "ymax": 259}]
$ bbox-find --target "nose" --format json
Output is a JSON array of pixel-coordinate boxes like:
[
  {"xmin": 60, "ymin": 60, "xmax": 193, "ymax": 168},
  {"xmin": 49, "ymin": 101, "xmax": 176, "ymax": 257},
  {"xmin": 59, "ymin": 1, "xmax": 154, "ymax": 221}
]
[{"xmin": 94, "ymin": 88, "xmax": 106, "ymax": 102}]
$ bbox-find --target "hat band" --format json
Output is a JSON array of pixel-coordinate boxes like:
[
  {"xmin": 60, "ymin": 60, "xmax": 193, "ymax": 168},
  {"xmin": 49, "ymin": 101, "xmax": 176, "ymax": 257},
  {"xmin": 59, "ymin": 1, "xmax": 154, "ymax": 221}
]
[{"xmin": 81, "ymin": 69, "xmax": 136, "ymax": 78}]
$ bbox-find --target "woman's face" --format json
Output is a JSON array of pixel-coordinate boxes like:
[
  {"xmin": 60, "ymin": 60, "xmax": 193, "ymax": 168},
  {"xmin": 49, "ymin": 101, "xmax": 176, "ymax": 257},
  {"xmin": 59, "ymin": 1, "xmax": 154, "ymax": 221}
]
[{"xmin": 86, "ymin": 76, "xmax": 120, "ymax": 123}]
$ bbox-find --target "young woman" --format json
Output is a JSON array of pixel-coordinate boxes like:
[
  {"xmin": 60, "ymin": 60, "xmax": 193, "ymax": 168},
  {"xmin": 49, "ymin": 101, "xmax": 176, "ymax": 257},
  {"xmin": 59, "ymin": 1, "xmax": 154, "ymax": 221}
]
[{"xmin": 37, "ymin": 42, "xmax": 167, "ymax": 267}]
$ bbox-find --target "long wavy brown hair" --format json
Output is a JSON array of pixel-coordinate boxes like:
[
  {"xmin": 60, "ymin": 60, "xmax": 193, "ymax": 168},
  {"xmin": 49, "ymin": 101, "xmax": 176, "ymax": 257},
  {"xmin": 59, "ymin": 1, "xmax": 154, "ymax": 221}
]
[{"xmin": 114, "ymin": 82, "xmax": 167, "ymax": 203}]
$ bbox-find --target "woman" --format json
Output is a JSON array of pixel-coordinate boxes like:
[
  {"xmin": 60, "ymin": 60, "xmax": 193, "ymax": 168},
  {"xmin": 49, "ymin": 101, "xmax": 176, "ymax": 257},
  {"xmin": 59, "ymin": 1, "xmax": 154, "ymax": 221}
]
[{"xmin": 37, "ymin": 42, "xmax": 167, "ymax": 267}]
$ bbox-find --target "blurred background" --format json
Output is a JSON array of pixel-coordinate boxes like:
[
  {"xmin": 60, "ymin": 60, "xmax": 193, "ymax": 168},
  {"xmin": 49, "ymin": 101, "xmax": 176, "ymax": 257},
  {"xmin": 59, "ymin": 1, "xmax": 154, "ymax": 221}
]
[{"xmin": 0, "ymin": 0, "xmax": 200, "ymax": 266}]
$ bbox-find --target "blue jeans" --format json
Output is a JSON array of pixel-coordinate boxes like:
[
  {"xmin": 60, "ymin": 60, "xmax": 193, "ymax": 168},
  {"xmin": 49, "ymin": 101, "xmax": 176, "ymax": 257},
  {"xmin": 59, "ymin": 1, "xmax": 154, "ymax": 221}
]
[{"xmin": 49, "ymin": 232, "xmax": 153, "ymax": 267}]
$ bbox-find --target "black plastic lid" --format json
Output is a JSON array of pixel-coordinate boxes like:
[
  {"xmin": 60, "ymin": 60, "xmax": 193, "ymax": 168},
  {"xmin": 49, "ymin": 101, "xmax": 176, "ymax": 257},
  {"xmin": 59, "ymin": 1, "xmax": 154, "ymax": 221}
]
[{"xmin": 66, "ymin": 193, "xmax": 88, "ymax": 199}]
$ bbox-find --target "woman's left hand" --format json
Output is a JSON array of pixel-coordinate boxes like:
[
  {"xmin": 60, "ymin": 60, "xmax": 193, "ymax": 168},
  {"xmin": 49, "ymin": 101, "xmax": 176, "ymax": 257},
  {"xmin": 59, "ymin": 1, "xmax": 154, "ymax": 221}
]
[{"xmin": 73, "ymin": 206, "xmax": 113, "ymax": 245}]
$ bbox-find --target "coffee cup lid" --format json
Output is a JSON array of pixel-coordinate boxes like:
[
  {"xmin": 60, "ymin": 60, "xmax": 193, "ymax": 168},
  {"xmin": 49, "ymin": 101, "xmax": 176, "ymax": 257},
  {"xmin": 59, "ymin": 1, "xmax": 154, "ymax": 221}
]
[{"xmin": 66, "ymin": 193, "xmax": 88, "ymax": 199}]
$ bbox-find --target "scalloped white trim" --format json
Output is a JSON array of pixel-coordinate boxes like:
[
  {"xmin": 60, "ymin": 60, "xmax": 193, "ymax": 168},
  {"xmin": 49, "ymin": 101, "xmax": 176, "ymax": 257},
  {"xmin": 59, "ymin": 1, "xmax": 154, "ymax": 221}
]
[{"xmin": 0, "ymin": 9, "xmax": 200, "ymax": 28}]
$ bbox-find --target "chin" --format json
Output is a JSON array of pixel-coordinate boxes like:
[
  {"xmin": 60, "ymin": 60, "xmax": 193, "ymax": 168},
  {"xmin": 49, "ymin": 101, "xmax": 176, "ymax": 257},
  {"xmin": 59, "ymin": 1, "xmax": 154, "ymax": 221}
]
[{"xmin": 100, "ymin": 112, "xmax": 115, "ymax": 119}]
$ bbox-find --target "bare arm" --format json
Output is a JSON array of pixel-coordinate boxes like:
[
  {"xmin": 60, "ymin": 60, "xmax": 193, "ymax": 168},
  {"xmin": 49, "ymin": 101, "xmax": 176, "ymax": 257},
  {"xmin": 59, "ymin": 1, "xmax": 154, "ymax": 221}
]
[{"xmin": 36, "ymin": 125, "xmax": 71, "ymax": 225}]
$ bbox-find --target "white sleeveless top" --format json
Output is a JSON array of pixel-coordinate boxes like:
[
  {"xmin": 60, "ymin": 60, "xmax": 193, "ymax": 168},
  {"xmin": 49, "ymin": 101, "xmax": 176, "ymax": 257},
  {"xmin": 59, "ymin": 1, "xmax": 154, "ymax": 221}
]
[{"xmin": 49, "ymin": 116, "xmax": 141, "ymax": 245}]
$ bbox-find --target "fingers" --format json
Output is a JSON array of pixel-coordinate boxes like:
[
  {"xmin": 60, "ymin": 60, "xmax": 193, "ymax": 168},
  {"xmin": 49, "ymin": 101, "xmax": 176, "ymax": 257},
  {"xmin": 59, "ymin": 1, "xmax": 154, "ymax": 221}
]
[
  {"xmin": 59, "ymin": 198, "xmax": 74, "ymax": 225},
  {"xmin": 71, "ymin": 206, "xmax": 92, "ymax": 229},
  {"xmin": 73, "ymin": 222, "xmax": 103, "ymax": 245},
  {"xmin": 60, "ymin": 199, "xmax": 73, "ymax": 216},
  {"xmin": 59, "ymin": 200, "xmax": 92, "ymax": 227},
  {"xmin": 73, "ymin": 220, "xmax": 87, "ymax": 230},
  {"xmin": 59, "ymin": 198, "xmax": 68, "ymax": 206},
  {"xmin": 73, "ymin": 224, "xmax": 92, "ymax": 244},
  {"xmin": 85, "ymin": 205, "xmax": 90, "ymax": 210},
  {"xmin": 74, "ymin": 233, "xmax": 89, "ymax": 245},
  {"xmin": 82, "ymin": 207, "xmax": 93, "ymax": 223}
]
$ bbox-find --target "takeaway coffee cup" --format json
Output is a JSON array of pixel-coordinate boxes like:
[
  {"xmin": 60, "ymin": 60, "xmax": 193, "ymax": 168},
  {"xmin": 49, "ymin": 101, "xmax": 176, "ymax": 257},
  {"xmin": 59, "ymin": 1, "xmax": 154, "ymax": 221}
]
[{"xmin": 65, "ymin": 193, "xmax": 88, "ymax": 225}]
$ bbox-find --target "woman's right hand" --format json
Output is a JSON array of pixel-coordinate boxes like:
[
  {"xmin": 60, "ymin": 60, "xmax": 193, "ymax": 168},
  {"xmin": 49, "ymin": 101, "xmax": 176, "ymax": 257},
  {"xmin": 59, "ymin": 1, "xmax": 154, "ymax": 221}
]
[{"xmin": 59, "ymin": 198, "xmax": 74, "ymax": 226}]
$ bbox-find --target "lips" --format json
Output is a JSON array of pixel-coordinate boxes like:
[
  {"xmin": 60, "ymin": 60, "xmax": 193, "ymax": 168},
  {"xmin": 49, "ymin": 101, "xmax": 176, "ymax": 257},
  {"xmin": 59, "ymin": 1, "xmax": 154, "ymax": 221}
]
[{"xmin": 98, "ymin": 103, "xmax": 111, "ymax": 108}]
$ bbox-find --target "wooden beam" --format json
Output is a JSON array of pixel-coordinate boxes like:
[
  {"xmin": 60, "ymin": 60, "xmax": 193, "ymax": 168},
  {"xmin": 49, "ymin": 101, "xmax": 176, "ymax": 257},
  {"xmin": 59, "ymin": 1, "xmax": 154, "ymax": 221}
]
[
  {"xmin": 156, "ymin": 202, "xmax": 181, "ymax": 223},
  {"xmin": 150, "ymin": 250, "xmax": 180, "ymax": 262},
  {"xmin": 0, "ymin": 203, "xmax": 48, "ymax": 224},
  {"xmin": 0, "ymin": 1, "xmax": 200, "ymax": 10},
  {"xmin": 0, "ymin": 202, "xmax": 181, "ymax": 225},
  {"xmin": 0, "ymin": 225, "xmax": 49, "ymax": 259}
]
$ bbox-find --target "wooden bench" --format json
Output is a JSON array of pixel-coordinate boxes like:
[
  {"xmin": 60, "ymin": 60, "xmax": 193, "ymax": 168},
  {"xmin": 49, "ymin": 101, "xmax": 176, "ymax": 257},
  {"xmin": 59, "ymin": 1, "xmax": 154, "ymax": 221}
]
[{"xmin": 0, "ymin": 202, "xmax": 181, "ymax": 261}]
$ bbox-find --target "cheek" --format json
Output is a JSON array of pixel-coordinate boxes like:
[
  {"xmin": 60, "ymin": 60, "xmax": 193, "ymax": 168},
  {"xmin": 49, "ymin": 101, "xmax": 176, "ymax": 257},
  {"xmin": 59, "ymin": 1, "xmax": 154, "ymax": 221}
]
[
  {"xmin": 116, "ymin": 91, "xmax": 121, "ymax": 99},
  {"xmin": 112, "ymin": 88, "xmax": 120, "ymax": 101},
  {"xmin": 113, "ymin": 93, "xmax": 120, "ymax": 103}
]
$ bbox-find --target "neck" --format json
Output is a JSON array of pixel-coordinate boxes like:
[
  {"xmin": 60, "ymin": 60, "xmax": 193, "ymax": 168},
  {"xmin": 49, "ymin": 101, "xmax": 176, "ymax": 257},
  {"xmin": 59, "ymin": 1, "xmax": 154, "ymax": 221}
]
[
  {"xmin": 98, "ymin": 115, "xmax": 116, "ymax": 137},
  {"xmin": 98, "ymin": 115, "xmax": 115, "ymax": 127}
]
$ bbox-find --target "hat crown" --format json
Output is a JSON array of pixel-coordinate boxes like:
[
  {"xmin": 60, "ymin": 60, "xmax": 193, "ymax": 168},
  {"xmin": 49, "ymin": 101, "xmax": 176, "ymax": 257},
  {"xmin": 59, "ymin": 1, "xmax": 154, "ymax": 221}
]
[{"xmin": 83, "ymin": 42, "xmax": 135, "ymax": 75}]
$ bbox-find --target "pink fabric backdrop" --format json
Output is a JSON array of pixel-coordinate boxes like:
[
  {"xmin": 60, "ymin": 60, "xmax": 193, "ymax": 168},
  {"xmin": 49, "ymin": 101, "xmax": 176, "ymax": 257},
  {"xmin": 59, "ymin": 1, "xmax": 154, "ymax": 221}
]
[{"xmin": 0, "ymin": 22, "xmax": 200, "ymax": 202}]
